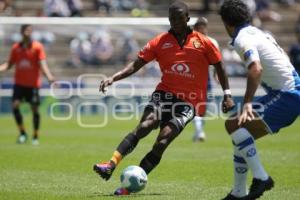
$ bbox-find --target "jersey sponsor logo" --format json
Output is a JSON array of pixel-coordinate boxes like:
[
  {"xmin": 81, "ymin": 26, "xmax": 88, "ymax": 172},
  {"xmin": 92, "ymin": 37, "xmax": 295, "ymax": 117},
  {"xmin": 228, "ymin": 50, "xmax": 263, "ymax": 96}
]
[
  {"xmin": 165, "ymin": 63, "xmax": 195, "ymax": 78},
  {"xmin": 161, "ymin": 42, "xmax": 173, "ymax": 49},
  {"xmin": 18, "ymin": 59, "xmax": 31, "ymax": 69},
  {"xmin": 243, "ymin": 49, "xmax": 254, "ymax": 61},
  {"xmin": 193, "ymin": 40, "xmax": 201, "ymax": 49},
  {"xmin": 171, "ymin": 63, "xmax": 190, "ymax": 73}
]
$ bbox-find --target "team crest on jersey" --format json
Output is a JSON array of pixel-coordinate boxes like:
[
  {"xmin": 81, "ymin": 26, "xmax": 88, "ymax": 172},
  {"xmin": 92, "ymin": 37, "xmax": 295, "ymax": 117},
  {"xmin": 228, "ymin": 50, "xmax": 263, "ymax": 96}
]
[{"xmin": 193, "ymin": 40, "xmax": 201, "ymax": 49}]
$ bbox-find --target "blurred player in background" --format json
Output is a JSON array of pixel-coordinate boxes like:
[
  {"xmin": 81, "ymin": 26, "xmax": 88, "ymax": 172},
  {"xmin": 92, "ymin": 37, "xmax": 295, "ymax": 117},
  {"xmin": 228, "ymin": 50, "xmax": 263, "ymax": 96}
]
[
  {"xmin": 220, "ymin": 0, "xmax": 300, "ymax": 199},
  {"xmin": 93, "ymin": 1, "xmax": 235, "ymax": 195},
  {"xmin": 192, "ymin": 17, "xmax": 220, "ymax": 142},
  {"xmin": 0, "ymin": 24, "xmax": 55, "ymax": 145}
]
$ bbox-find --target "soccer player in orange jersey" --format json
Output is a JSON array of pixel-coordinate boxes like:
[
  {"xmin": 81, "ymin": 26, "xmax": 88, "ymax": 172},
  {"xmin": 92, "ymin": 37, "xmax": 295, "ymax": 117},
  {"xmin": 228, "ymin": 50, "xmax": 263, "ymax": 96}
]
[
  {"xmin": 0, "ymin": 24, "xmax": 55, "ymax": 145},
  {"xmin": 93, "ymin": 1, "xmax": 235, "ymax": 195}
]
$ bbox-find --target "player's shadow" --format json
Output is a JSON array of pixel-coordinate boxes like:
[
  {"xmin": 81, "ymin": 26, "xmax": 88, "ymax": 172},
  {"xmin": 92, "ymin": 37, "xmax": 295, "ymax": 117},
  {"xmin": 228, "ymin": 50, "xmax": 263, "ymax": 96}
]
[{"xmin": 88, "ymin": 192, "xmax": 165, "ymax": 198}]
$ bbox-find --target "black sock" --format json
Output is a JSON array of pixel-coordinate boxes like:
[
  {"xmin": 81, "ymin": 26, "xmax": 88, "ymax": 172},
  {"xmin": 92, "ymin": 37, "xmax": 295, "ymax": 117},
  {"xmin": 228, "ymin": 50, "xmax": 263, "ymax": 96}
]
[
  {"xmin": 139, "ymin": 151, "xmax": 162, "ymax": 174},
  {"xmin": 33, "ymin": 112, "xmax": 40, "ymax": 130},
  {"xmin": 116, "ymin": 133, "xmax": 139, "ymax": 157},
  {"xmin": 13, "ymin": 108, "xmax": 25, "ymax": 135}
]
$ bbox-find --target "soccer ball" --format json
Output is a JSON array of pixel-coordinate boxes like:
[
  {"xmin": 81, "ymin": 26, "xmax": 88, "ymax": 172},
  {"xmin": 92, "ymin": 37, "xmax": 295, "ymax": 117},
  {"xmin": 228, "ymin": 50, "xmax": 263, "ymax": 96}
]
[{"xmin": 120, "ymin": 165, "xmax": 148, "ymax": 193}]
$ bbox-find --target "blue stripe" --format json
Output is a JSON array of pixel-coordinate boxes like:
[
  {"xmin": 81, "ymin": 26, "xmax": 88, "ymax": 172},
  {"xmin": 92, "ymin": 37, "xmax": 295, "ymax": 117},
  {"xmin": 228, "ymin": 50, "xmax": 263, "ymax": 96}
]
[
  {"xmin": 236, "ymin": 137, "xmax": 254, "ymax": 150},
  {"xmin": 233, "ymin": 155, "xmax": 246, "ymax": 164},
  {"xmin": 292, "ymin": 70, "xmax": 300, "ymax": 89}
]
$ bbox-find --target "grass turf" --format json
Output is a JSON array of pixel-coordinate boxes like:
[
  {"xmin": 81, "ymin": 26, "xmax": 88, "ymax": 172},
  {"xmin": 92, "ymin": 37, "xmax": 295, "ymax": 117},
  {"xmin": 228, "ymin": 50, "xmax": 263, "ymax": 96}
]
[{"xmin": 0, "ymin": 115, "xmax": 299, "ymax": 200}]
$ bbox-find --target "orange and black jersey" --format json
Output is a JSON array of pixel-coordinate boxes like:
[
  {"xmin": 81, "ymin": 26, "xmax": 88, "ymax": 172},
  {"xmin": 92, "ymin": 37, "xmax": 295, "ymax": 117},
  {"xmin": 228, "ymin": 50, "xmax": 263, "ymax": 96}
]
[{"xmin": 138, "ymin": 28, "xmax": 221, "ymax": 116}]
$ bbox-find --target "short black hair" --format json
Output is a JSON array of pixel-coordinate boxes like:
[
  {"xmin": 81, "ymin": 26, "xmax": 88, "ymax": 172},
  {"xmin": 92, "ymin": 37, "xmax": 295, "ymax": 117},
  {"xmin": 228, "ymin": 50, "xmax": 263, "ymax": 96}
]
[
  {"xmin": 220, "ymin": 0, "xmax": 250, "ymax": 27},
  {"xmin": 20, "ymin": 24, "xmax": 32, "ymax": 33},
  {"xmin": 169, "ymin": 1, "xmax": 189, "ymax": 17}
]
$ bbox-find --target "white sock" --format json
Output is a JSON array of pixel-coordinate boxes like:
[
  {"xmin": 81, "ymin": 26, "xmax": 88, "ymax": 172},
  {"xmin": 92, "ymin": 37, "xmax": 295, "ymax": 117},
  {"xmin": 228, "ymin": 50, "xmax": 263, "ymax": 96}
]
[
  {"xmin": 231, "ymin": 147, "xmax": 248, "ymax": 197},
  {"xmin": 193, "ymin": 116, "xmax": 205, "ymax": 138},
  {"xmin": 231, "ymin": 128, "xmax": 268, "ymax": 181}
]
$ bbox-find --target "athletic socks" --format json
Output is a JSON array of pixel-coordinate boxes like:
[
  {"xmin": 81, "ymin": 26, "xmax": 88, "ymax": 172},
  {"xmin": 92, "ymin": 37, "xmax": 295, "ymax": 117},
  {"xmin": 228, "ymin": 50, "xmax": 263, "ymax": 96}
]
[
  {"xmin": 231, "ymin": 128, "xmax": 268, "ymax": 181},
  {"xmin": 139, "ymin": 151, "xmax": 161, "ymax": 174},
  {"xmin": 13, "ymin": 108, "xmax": 23, "ymax": 126},
  {"xmin": 110, "ymin": 133, "xmax": 139, "ymax": 166},
  {"xmin": 110, "ymin": 151, "xmax": 122, "ymax": 166},
  {"xmin": 33, "ymin": 112, "xmax": 40, "ymax": 130},
  {"xmin": 13, "ymin": 108, "xmax": 27, "ymax": 136},
  {"xmin": 193, "ymin": 116, "xmax": 205, "ymax": 139},
  {"xmin": 231, "ymin": 147, "xmax": 248, "ymax": 197}
]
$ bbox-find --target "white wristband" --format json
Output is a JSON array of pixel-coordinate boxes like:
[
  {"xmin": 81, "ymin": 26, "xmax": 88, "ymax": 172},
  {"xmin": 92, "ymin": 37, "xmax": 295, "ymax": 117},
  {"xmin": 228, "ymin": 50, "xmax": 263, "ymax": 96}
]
[{"xmin": 224, "ymin": 89, "xmax": 231, "ymax": 95}]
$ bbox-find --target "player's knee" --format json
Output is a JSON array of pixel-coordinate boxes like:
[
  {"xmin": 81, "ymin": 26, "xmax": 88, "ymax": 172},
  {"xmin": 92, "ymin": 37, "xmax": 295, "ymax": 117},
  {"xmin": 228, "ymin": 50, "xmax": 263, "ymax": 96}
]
[
  {"xmin": 12, "ymin": 101, "xmax": 20, "ymax": 109},
  {"xmin": 31, "ymin": 106, "xmax": 39, "ymax": 114},
  {"xmin": 168, "ymin": 118, "xmax": 184, "ymax": 134},
  {"xmin": 225, "ymin": 119, "xmax": 238, "ymax": 134},
  {"xmin": 152, "ymin": 140, "xmax": 168, "ymax": 156},
  {"xmin": 32, "ymin": 110, "xmax": 40, "ymax": 116},
  {"xmin": 140, "ymin": 118, "xmax": 159, "ymax": 130},
  {"xmin": 155, "ymin": 126, "xmax": 178, "ymax": 151}
]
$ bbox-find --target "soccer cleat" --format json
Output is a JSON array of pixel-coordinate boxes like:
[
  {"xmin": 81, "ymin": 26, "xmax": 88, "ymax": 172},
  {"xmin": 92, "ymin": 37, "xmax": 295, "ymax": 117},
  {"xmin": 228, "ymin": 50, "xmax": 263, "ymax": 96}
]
[
  {"xmin": 245, "ymin": 177, "xmax": 274, "ymax": 200},
  {"xmin": 222, "ymin": 192, "xmax": 245, "ymax": 200},
  {"xmin": 17, "ymin": 134, "xmax": 27, "ymax": 144},
  {"xmin": 93, "ymin": 161, "xmax": 115, "ymax": 181},
  {"xmin": 114, "ymin": 187, "xmax": 130, "ymax": 195},
  {"xmin": 32, "ymin": 138, "xmax": 39, "ymax": 145}
]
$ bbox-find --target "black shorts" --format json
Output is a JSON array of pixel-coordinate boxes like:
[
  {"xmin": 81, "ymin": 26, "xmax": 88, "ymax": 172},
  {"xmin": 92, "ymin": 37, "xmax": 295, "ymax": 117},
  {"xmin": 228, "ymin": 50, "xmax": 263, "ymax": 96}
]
[
  {"xmin": 12, "ymin": 84, "xmax": 40, "ymax": 105},
  {"xmin": 145, "ymin": 90, "xmax": 195, "ymax": 132}
]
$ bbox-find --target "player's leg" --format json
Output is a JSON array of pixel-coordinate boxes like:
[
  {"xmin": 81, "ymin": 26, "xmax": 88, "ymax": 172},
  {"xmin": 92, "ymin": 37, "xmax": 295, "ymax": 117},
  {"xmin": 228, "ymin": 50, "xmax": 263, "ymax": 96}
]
[
  {"xmin": 12, "ymin": 100, "xmax": 27, "ymax": 143},
  {"xmin": 94, "ymin": 107, "xmax": 159, "ymax": 181},
  {"xmin": 223, "ymin": 90, "xmax": 300, "ymax": 199},
  {"xmin": 193, "ymin": 116, "xmax": 206, "ymax": 142},
  {"xmin": 26, "ymin": 87, "xmax": 41, "ymax": 145},
  {"xmin": 139, "ymin": 101, "xmax": 195, "ymax": 174},
  {"xmin": 139, "ymin": 122, "xmax": 179, "ymax": 174},
  {"xmin": 30, "ymin": 105, "xmax": 40, "ymax": 145},
  {"xmin": 12, "ymin": 85, "xmax": 27, "ymax": 143},
  {"xmin": 114, "ymin": 95, "xmax": 195, "ymax": 195},
  {"xmin": 222, "ymin": 113, "xmax": 271, "ymax": 200},
  {"xmin": 115, "ymin": 103, "xmax": 194, "ymax": 195}
]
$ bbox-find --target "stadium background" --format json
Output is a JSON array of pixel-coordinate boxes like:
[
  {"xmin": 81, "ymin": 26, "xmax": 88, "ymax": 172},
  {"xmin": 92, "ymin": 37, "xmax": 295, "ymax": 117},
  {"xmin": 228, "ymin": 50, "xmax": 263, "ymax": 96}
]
[{"xmin": 0, "ymin": 0, "xmax": 299, "ymax": 199}]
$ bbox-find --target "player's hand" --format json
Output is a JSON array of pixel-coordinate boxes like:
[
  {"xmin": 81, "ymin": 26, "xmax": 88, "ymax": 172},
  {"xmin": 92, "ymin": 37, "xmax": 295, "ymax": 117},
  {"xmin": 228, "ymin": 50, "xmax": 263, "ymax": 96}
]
[
  {"xmin": 99, "ymin": 77, "xmax": 113, "ymax": 94},
  {"xmin": 0, "ymin": 63, "xmax": 8, "ymax": 72},
  {"xmin": 222, "ymin": 94, "xmax": 235, "ymax": 113},
  {"xmin": 238, "ymin": 103, "xmax": 255, "ymax": 126},
  {"xmin": 48, "ymin": 77, "xmax": 59, "ymax": 88}
]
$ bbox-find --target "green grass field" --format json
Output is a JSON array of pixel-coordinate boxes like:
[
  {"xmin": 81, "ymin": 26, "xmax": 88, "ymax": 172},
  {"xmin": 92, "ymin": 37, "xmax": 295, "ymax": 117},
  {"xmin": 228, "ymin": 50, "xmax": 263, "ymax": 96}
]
[{"xmin": 0, "ymin": 115, "xmax": 299, "ymax": 200}]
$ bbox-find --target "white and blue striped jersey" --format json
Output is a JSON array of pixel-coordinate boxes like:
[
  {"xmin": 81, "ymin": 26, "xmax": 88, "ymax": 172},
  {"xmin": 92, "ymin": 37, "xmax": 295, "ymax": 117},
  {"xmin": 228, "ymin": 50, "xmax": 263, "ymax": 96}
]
[{"xmin": 232, "ymin": 25, "xmax": 300, "ymax": 92}]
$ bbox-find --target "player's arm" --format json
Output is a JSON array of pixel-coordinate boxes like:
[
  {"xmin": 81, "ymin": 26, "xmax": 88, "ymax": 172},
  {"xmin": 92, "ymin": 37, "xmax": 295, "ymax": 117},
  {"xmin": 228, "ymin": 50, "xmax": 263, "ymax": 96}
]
[
  {"xmin": 0, "ymin": 62, "xmax": 14, "ymax": 72},
  {"xmin": 244, "ymin": 61, "xmax": 262, "ymax": 104},
  {"xmin": 99, "ymin": 57, "xmax": 147, "ymax": 93},
  {"xmin": 40, "ymin": 60, "xmax": 55, "ymax": 83},
  {"xmin": 234, "ymin": 37, "xmax": 262, "ymax": 125},
  {"xmin": 238, "ymin": 61, "xmax": 262, "ymax": 125},
  {"xmin": 213, "ymin": 62, "xmax": 230, "ymax": 91},
  {"xmin": 213, "ymin": 62, "xmax": 235, "ymax": 113}
]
